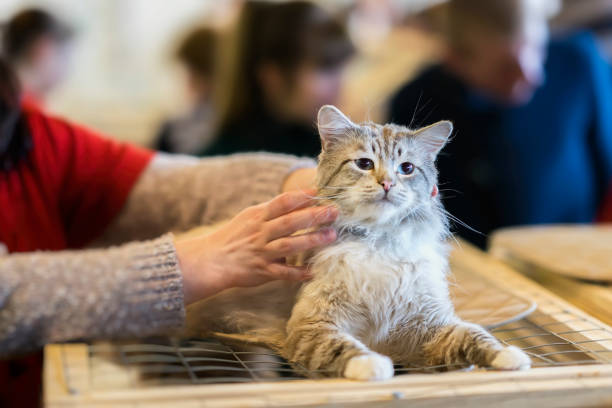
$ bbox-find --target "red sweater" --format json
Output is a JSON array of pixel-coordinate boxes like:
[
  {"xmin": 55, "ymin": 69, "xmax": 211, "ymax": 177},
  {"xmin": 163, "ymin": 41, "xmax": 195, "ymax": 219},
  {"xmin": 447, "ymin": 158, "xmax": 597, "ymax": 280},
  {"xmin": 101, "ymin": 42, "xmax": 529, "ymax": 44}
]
[{"xmin": 0, "ymin": 104, "xmax": 154, "ymax": 407}]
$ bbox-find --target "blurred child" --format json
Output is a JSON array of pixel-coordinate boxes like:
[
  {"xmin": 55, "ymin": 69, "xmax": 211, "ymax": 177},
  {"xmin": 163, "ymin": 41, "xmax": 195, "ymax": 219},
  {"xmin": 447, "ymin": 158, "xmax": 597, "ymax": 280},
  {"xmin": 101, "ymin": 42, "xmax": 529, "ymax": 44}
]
[
  {"xmin": 2, "ymin": 8, "xmax": 73, "ymax": 109},
  {"xmin": 203, "ymin": 1, "xmax": 355, "ymax": 157},
  {"xmin": 155, "ymin": 27, "xmax": 217, "ymax": 154}
]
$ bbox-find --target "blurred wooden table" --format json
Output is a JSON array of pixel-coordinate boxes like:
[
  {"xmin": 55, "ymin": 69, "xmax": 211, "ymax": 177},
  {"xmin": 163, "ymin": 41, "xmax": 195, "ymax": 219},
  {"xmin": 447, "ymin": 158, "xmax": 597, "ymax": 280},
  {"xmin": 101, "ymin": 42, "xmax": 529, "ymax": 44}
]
[{"xmin": 490, "ymin": 225, "xmax": 612, "ymax": 326}]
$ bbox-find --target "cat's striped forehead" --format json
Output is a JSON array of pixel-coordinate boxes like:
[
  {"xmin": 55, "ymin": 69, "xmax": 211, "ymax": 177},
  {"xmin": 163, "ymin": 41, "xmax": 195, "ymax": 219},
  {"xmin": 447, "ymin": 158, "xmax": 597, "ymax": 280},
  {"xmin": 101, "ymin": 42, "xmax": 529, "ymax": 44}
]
[{"xmin": 354, "ymin": 122, "xmax": 414, "ymax": 156}]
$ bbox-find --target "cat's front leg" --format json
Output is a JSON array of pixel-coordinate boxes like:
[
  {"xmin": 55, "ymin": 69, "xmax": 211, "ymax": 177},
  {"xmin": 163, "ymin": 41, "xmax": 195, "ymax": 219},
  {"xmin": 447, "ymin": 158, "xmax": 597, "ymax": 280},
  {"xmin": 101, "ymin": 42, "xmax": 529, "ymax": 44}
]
[
  {"xmin": 421, "ymin": 320, "xmax": 531, "ymax": 370},
  {"xmin": 283, "ymin": 323, "xmax": 394, "ymax": 381}
]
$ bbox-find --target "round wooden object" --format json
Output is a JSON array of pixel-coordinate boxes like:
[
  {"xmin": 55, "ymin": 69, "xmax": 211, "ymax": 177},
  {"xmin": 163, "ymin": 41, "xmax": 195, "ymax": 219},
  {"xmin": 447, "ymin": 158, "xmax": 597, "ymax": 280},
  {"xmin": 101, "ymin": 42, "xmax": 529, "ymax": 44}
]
[
  {"xmin": 450, "ymin": 261, "xmax": 536, "ymax": 329},
  {"xmin": 490, "ymin": 224, "xmax": 612, "ymax": 282}
]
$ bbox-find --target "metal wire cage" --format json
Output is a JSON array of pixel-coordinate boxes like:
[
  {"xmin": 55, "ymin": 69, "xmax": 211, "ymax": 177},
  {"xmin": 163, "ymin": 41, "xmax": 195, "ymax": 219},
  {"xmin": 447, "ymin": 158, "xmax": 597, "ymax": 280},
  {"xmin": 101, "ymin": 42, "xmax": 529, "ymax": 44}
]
[
  {"xmin": 45, "ymin": 244, "xmax": 612, "ymax": 407},
  {"xmin": 63, "ymin": 305, "xmax": 612, "ymax": 392}
]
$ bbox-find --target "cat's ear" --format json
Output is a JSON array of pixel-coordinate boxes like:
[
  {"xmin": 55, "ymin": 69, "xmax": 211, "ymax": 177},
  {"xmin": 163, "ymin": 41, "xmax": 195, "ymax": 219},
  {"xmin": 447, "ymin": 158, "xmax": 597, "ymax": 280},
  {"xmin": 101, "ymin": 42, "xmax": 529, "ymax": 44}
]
[
  {"xmin": 414, "ymin": 120, "xmax": 453, "ymax": 158},
  {"xmin": 317, "ymin": 105, "xmax": 356, "ymax": 151}
]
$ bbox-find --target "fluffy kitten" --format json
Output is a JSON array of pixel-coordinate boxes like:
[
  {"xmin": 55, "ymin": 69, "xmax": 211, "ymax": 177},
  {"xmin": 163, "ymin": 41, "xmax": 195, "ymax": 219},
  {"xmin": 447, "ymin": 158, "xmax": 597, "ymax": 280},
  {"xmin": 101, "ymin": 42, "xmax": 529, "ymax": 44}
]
[{"xmin": 185, "ymin": 105, "xmax": 530, "ymax": 380}]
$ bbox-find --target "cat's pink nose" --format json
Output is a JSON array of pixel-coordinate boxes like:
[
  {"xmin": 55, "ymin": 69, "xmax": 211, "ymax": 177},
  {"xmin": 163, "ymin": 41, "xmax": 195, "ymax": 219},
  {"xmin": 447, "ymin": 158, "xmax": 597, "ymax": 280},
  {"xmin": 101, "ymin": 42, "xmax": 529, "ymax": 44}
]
[{"xmin": 380, "ymin": 180, "xmax": 393, "ymax": 192}]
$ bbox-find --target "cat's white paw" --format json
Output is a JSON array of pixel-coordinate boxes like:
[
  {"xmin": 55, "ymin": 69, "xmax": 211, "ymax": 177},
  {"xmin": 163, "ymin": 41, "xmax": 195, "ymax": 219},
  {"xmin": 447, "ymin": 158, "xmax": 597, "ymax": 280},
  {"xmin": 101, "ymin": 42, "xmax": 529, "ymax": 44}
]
[
  {"xmin": 490, "ymin": 346, "xmax": 531, "ymax": 370},
  {"xmin": 344, "ymin": 354, "xmax": 394, "ymax": 381}
]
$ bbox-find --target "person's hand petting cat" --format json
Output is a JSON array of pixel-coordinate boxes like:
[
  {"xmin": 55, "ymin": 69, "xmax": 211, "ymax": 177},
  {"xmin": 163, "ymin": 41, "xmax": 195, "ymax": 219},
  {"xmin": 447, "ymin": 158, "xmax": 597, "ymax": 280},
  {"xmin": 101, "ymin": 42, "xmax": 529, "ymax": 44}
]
[{"xmin": 176, "ymin": 189, "xmax": 337, "ymax": 305}]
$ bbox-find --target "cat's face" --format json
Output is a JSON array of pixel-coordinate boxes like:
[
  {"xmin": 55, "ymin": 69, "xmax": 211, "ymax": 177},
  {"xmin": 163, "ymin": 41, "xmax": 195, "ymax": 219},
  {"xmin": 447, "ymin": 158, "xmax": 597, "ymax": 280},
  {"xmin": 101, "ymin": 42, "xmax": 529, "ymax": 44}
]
[{"xmin": 316, "ymin": 105, "xmax": 452, "ymax": 226}]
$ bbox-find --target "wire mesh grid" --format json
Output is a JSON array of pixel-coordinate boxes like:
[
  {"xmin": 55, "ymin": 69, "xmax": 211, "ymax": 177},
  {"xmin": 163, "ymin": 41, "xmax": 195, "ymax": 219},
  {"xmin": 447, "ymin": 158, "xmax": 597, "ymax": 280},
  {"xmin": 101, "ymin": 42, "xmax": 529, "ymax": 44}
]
[{"xmin": 69, "ymin": 301, "xmax": 612, "ymax": 391}]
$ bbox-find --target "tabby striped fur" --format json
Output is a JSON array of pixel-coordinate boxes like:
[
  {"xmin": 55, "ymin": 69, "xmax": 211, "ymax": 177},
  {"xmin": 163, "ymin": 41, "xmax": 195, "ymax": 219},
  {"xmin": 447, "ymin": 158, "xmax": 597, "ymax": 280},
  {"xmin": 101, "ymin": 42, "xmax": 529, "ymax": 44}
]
[{"xmin": 185, "ymin": 105, "xmax": 530, "ymax": 380}]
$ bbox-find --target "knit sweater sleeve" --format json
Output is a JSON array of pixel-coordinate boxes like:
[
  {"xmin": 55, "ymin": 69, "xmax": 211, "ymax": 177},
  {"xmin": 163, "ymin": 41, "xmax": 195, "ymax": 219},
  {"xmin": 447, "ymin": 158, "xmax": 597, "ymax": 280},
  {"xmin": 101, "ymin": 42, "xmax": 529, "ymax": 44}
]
[
  {"xmin": 0, "ymin": 235, "xmax": 184, "ymax": 357},
  {"xmin": 93, "ymin": 152, "xmax": 315, "ymax": 246}
]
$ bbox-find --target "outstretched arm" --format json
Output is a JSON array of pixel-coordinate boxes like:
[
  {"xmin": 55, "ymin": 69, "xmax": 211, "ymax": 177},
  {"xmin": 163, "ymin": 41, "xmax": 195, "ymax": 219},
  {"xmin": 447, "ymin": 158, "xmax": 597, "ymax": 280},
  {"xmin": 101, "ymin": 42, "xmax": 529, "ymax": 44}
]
[
  {"xmin": 0, "ymin": 190, "xmax": 336, "ymax": 357},
  {"xmin": 0, "ymin": 235, "xmax": 184, "ymax": 357},
  {"xmin": 93, "ymin": 152, "xmax": 316, "ymax": 246}
]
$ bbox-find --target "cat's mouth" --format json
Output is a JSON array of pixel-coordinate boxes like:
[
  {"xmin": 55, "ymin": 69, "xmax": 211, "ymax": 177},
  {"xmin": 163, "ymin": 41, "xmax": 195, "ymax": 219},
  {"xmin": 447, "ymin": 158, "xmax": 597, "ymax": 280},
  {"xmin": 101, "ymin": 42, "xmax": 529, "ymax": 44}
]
[{"xmin": 373, "ymin": 195, "xmax": 396, "ymax": 205}]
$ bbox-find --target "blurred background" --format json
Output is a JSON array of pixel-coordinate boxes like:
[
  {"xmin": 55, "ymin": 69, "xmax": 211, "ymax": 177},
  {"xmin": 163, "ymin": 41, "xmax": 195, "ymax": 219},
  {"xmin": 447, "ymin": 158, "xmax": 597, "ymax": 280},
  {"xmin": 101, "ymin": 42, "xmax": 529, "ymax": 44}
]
[
  {"xmin": 2, "ymin": 0, "xmax": 611, "ymax": 145},
  {"xmin": 3, "ymin": 0, "xmax": 612, "ymax": 246},
  {"xmin": 0, "ymin": 0, "xmax": 443, "ymax": 146}
]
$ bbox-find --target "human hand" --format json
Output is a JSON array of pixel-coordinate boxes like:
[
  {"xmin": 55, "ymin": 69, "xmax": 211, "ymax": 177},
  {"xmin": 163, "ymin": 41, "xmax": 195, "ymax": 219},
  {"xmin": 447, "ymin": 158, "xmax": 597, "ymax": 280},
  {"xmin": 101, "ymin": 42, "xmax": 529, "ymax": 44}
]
[{"xmin": 175, "ymin": 190, "xmax": 337, "ymax": 305}]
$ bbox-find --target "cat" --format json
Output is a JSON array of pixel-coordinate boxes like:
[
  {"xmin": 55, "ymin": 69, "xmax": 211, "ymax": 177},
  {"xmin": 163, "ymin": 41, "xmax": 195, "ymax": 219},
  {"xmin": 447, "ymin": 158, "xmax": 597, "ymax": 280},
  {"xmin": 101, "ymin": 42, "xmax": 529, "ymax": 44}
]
[{"xmin": 184, "ymin": 105, "xmax": 531, "ymax": 380}]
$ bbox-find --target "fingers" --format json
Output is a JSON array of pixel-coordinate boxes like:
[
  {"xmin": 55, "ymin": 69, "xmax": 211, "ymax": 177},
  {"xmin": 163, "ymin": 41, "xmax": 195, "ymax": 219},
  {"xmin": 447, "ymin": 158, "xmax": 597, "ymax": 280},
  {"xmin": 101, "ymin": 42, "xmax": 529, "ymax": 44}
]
[
  {"xmin": 265, "ymin": 228, "xmax": 337, "ymax": 259},
  {"xmin": 265, "ymin": 205, "xmax": 338, "ymax": 241},
  {"xmin": 265, "ymin": 263, "xmax": 312, "ymax": 281},
  {"xmin": 263, "ymin": 190, "xmax": 317, "ymax": 221}
]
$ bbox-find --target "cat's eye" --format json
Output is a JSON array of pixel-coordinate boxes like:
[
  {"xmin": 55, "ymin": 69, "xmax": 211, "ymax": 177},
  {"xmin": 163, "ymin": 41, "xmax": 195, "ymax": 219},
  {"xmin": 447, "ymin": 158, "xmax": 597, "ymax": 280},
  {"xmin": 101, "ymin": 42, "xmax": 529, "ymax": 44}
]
[
  {"xmin": 355, "ymin": 158, "xmax": 374, "ymax": 170},
  {"xmin": 399, "ymin": 162, "xmax": 415, "ymax": 175}
]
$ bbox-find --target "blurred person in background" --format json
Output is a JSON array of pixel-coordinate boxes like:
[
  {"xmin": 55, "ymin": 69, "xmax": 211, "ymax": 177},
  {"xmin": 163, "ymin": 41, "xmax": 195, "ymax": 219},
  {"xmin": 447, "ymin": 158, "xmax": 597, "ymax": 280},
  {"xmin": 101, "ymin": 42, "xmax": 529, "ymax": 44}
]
[
  {"xmin": 1, "ymin": 8, "xmax": 73, "ymax": 110},
  {"xmin": 155, "ymin": 27, "xmax": 218, "ymax": 155},
  {"xmin": 552, "ymin": 0, "xmax": 612, "ymax": 59},
  {"xmin": 202, "ymin": 0, "xmax": 355, "ymax": 157},
  {"xmin": 389, "ymin": 0, "xmax": 612, "ymax": 248}
]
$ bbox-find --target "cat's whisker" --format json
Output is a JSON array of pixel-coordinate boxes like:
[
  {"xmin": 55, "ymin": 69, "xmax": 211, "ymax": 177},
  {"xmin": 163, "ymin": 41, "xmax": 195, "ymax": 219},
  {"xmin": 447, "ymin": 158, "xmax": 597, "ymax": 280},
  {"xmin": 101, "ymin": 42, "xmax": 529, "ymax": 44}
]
[
  {"xmin": 318, "ymin": 186, "xmax": 350, "ymax": 190},
  {"xmin": 439, "ymin": 188, "xmax": 463, "ymax": 195},
  {"xmin": 441, "ymin": 209, "xmax": 483, "ymax": 236},
  {"xmin": 408, "ymin": 91, "xmax": 422, "ymax": 129},
  {"xmin": 299, "ymin": 190, "xmax": 347, "ymax": 201},
  {"xmin": 314, "ymin": 194, "xmax": 346, "ymax": 200},
  {"xmin": 447, "ymin": 232, "xmax": 462, "ymax": 248}
]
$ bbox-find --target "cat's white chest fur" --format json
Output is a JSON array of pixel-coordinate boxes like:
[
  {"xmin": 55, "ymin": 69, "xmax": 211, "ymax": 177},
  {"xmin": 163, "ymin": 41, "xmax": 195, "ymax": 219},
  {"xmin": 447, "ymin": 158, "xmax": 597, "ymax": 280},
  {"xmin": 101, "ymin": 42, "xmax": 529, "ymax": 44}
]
[{"xmin": 302, "ymin": 235, "xmax": 451, "ymax": 349}]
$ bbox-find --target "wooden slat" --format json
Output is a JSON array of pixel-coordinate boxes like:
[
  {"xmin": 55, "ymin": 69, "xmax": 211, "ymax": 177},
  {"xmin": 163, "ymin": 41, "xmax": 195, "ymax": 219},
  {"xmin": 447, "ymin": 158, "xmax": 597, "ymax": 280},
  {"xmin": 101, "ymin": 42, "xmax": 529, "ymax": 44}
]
[
  {"xmin": 45, "ymin": 344, "xmax": 91, "ymax": 406},
  {"xmin": 45, "ymin": 364, "xmax": 612, "ymax": 407}
]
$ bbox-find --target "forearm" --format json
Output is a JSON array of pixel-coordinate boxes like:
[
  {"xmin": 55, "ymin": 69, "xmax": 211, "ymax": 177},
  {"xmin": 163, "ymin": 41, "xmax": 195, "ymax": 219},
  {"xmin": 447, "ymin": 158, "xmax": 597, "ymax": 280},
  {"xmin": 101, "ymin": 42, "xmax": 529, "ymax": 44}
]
[
  {"xmin": 0, "ymin": 235, "xmax": 184, "ymax": 357},
  {"xmin": 94, "ymin": 152, "xmax": 315, "ymax": 246}
]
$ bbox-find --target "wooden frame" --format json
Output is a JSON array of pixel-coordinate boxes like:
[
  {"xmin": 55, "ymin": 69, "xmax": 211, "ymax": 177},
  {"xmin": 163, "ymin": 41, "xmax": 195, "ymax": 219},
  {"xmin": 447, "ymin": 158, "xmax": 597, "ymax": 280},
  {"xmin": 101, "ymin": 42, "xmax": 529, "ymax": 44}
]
[{"xmin": 44, "ymin": 243, "xmax": 612, "ymax": 407}]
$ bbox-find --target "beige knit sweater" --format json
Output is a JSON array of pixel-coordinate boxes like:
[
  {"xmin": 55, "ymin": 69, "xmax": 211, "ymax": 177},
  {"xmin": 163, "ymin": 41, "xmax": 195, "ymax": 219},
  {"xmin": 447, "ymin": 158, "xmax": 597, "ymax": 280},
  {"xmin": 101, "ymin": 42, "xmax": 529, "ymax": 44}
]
[{"xmin": 0, "ymin": 152, "xmax": 314, "ymax": 356}]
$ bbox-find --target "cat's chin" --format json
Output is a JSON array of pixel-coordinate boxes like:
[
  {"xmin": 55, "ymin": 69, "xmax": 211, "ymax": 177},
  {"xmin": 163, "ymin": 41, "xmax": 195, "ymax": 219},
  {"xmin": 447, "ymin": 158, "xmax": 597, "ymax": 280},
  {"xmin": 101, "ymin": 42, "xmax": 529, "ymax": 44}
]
[
  {"xmin": 376, "ymin": 199, "xmax": 397, "ymax": 207},
  {"xmin": 359, "ymin": 198, "xmax": 399, "ymax": 212},
  {"xmin": 347, "ymin": 209, "xmax": 404, "ymax": 227},
  {"xmin": 368, "ymin": 194, "xmax": 397, "ymax": 204}
]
